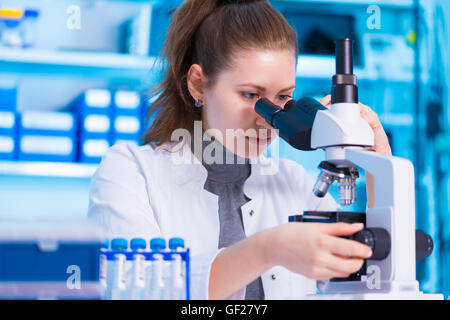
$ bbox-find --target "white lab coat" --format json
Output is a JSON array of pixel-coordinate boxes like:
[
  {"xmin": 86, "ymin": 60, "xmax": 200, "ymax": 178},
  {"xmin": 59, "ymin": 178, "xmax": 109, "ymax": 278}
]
[{"xmin": 88, "ymin": 138, "xmax": 340, "ymax": 300}]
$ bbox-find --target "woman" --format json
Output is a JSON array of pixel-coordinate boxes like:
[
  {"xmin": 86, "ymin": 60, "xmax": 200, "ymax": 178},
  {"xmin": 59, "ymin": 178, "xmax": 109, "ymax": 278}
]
[{"xmin": 88, "ymin": 0, "xmax": 392, "ymax": 300}]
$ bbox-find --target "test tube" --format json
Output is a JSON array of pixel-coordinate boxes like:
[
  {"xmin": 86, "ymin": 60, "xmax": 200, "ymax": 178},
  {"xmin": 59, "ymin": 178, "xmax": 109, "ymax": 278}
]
[
  {"xmin": 168, "ymin": 237, "xmax": 186, "ymax": 300},
  {"xmin": 146, "ymin": 238, "xmax": 166, "ymax": 300},
  {"xmin": 127, "ymin": 238, "xmax": 147, "ymax": 300},
  {"xmin": 99, "ymin": 239, "xmax": 109, "ymax": 295},
  {"xmin": 108, "ymin": 238, "xmax": 128, "ymax": 300}
]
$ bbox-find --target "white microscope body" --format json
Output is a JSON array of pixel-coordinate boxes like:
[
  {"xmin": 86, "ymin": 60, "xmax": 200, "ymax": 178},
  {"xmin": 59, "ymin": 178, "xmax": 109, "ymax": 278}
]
[
  {"xmin": 255, "ymin": 38, "xmax": 443, "ymax": 299},
  {"xmin": 307, "ymin": 39, "xmax": 442, "ymax": 299},
  {"xmin": 310, "ymin": 102, "xmax": 441, "ymax": 299}
]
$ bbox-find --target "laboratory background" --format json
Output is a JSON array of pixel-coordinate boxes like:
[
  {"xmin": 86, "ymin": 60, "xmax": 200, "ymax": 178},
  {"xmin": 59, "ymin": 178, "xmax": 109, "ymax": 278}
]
[{"xmin": 0, "ymin": 0, "xmax": 449, "ymax": 299}]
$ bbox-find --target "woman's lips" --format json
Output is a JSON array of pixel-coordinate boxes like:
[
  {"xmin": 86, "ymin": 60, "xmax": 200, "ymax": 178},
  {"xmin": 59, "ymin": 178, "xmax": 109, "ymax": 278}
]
[{"xmin": 245, "ymin": 136, "xmax": 271, "ymax": 145}]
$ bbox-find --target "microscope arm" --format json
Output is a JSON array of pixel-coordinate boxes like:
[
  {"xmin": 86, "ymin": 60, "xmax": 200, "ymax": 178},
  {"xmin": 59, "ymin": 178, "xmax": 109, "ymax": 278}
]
[{"xmin": 345, "ymin": 148, "xmax": 417, "ymax": 285}]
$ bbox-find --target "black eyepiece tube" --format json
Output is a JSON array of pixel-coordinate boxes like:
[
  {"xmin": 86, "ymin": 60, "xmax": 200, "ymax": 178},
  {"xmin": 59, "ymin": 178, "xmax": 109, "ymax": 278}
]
[
  {"xmin": 254, "ymin": 98, "xmax": 284, "ymax": 127},
  {"xmin": 254, "ymin": 97, "xmax": 327, "ymax": 150},
  {"xmin": 336, "ymin": 38, "xmax": 353, "ymax": 75},
  {"xmin": 332, "ymin": 38, "xmax": 358, "ymax": 104}
]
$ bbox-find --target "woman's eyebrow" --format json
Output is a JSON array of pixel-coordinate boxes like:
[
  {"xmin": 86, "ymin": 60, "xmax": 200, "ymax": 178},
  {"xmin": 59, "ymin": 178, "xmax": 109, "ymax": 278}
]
[
  {"xmin": 279, "ymin": 85, "xmax": 296, "ymax": 92},
  {"xmin": 238, "ymin": 83, "xmax": 295, "ymax": 92}
]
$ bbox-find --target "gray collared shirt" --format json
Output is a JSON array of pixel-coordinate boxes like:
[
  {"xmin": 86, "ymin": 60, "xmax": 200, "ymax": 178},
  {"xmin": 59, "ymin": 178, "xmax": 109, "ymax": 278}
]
[{"xmin": 190, "ymin": 131, "xmax": 265, "ymax": 300}]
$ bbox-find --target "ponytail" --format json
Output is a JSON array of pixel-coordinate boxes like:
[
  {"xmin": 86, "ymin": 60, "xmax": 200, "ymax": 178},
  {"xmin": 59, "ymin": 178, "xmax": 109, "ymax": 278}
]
[{"xmin": 142, "ymin": 0, "xmax": 297, "ymax": 147}]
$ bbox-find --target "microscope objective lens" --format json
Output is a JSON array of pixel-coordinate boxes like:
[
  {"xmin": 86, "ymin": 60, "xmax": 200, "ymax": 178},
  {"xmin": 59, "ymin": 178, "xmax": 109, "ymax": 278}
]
[
  {"xmin": 313, "ymin": 172, "xmax": 335, "ymax": 197},
  {"xmin": 338, "ymin": 179, "xmax": 356, "ymax": 206}
]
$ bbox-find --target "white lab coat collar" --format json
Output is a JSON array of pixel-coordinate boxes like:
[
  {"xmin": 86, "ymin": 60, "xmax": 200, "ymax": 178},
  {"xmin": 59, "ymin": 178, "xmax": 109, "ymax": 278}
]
[{"xmin": 153, "ymin": 137, "xmax": 274, "ymax": 200}]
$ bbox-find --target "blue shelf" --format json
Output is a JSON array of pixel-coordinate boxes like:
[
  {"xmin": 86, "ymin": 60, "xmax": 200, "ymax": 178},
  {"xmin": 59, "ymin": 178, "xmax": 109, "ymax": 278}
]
[
  {"xmin": 0, "ymin": 161, "xmax": 97, "ymax": 178},
  {"xmin": 0, "ymin": 49, "xmax": 413, "ymax": 82},
  {"xmin": 296, "ymin": 55, "xmax": 413, "ymax": 82},
  {"xmin": 277, "ymin": 0, "xmax": 414, "ymax": 8},
  {"xmin": 0, "ymin": 49, "xmax": 160, "ymax": 81}
]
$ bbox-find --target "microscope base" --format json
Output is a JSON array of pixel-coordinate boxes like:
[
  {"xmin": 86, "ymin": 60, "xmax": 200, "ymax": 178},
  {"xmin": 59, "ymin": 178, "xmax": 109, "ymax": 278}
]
[{"xmin": 305, "ymin": 292, "xmax": 444, "ymax": 300}]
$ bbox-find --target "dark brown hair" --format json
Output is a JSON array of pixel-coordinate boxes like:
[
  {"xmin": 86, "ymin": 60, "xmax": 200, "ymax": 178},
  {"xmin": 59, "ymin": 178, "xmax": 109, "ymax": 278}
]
[{"xmin": 142, "ymin": 0, "xmax": 298, "ymax": 147}]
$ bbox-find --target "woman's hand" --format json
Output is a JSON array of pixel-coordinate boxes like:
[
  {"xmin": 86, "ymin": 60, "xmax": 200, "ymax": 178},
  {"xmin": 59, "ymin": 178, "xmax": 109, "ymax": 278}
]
[
  {"xmin": 263, "ymin": 222, "xmax": 373, "ymax": 280},
  {"xmin": 319, "ymin": 95, "xmax": 392, "ymax": 156},
  {"xmin": 209, "ymin": 221, "xmax": 372, "ymax": 299}
]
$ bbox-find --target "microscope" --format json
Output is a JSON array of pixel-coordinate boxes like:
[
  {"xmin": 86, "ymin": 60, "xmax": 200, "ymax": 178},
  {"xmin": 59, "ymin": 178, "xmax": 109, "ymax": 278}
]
[{"xmin": 255, "ymin": 38, "xmax": 442, "ymax": 299}]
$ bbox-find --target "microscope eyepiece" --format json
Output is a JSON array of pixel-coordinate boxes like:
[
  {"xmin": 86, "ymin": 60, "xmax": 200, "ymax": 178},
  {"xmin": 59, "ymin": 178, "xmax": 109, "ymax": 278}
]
[
  {"xmin": 254, "ymin": 98, "xmax": 283, "ymax": 127},
  {"xmin": 332, "ymin": 38, "xmax": 358, "ymax": 104},
  {"xmin": 336, "ymin": 38, "xmax": 353, "ymax": 75},
  {"xmin": 254, "ymin": 97, "xmax": 327, "ymax": 150}
]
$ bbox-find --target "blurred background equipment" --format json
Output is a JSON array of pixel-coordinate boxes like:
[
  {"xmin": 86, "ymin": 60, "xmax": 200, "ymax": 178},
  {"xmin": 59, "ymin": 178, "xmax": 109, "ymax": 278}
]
[
  {"xmin": 0, "ymin": 220, "xmax": 103, "ymax": 299},
  {"xmin": 0, "ymin": 8, "xmax": 39, "ymax": 48},
  {"xmin": 0, "ymin": 0, "xmax": 448, "ymax": 298}
]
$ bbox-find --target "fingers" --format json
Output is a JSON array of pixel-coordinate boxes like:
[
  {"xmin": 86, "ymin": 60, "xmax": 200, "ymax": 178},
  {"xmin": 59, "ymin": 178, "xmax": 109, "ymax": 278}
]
[
  {"xmin": 322, "ymin": 98, "xmax": 381, "ymax": 130},
  {"xmin": 306, "ymin": 255, "xmax": 363, "ymax": 280},
  {"xmin": 318, "ymin": 94, "xmax": 331, "ymax": 107},
  {"xmin": 314, "ymin": 223, "xmax": 372, "ymax": 259},
  {"xmin": 359, "ymin": 103, "xmax": 382, "ymax": 128},
  {"xmin": 321, "ymin": 97, "xmax": 378, "ymax": 126},
  {"xmin": 322, "ymin": 234, "xmax": 372, "ymax": 260},
  {"xmin": 315, "ymin": 222, "xmax": 364, "ymax": 237},
  {"xmin": 359, "ymin": 102, "xmax": 375, "ymax": 115},
  {"xmin": 324, "ymin": 253, "xmax": 365, "ymax": 275},
  {"xmin": 324, "ymin": 267, "xmax": 354, "ymax": 279},
  {"xmin": 313, "ymin": 267, "xmax": 349, "ymax": 280},
  {"xmin": 319, "ymin": 97, "xmax": 374, "ymax": 116}
]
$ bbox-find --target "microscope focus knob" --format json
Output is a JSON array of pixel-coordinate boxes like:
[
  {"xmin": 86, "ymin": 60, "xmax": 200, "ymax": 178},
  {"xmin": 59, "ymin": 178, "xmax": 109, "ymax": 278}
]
[
  {"xmin": 416, "ymin": 230, "xmax": 433, "ymax": 261},
  {"xmin": 352, "ymin": 228, "xmax": 391, "ymax": 261}
]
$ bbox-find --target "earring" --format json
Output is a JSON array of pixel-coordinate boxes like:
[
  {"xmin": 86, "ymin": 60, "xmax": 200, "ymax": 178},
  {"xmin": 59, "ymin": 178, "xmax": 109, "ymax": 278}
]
[{"xmin": 195, "ymin": 99, "xmax": 204, "ymax": 108}]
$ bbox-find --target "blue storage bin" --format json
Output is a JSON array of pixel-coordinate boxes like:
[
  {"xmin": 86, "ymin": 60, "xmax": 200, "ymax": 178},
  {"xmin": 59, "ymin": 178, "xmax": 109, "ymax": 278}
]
[
  {"xmin": 79, "ymin": 138, "xmax": 110, "ymax": 163},
  {"xmin": 80, "ymin": 113, "xmax": 111, "ymax": 139},
  {"xmin": 0, "ymin": 220, "xmax": 103, "ymax": 299},
  {"xmin": 17, "ymin": 111, "xmax": 76, "ymax": 162},
  {"xmin": 19, "ymin": 111, "xmax": 76, "ymax": 136},
  {"xmin": 18, "ymin": 135, "xmax": 76, "ymax": 162},
  {"xmin": 73, "ymin": 89, "xmax": 112, "ymax": 115},
  {"xmin": 112, "ymin": 90, "xmax": 142, "ymax": 116},
  {"xmin": 112, "ymin": 115, "xmax": 142, "ymax": 146},
  {"xmin": 0, "ymin": 88, "xmax": 17, "ymax": 111},
  {"xmin": 111, "ymin": 90, "xmax": 143, "ymax": 146},
  {"xmin": 0, "ymin": 111, "xmax": 17, "ymax": 160},
  {"xmin": 112, "ymin": 136, "xmax": 141, "ymax": 147},
  {"xmin": 74, "ymin": 89, "xmax": 114, "ymax": 164},
  {"xmin": 0, "ymin": 242, "xmax": 100, "ymax": 282},
  {"xmin": 0, "ymin": 111, "xmax": 16, "ymax": 135},
  {"xmin": 0, "ymin": 135, "xmax": 16, "ymax": 160}
]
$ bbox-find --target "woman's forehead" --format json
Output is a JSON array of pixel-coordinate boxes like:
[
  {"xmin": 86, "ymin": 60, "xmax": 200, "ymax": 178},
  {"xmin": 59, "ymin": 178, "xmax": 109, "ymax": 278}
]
[{"xmin": 220, "ymin": 48, "xmax": 297, "ymax": 88}]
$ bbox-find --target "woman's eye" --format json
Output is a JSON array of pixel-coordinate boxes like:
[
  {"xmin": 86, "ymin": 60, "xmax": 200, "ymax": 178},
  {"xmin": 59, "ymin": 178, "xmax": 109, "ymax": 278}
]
[
  {"xmin": 278, "ymin": 95, "xmax": 292, "ymax": 101},
  {"xmin": 242, "ymin": 92, "xmax": 259, "ymax": 100}
]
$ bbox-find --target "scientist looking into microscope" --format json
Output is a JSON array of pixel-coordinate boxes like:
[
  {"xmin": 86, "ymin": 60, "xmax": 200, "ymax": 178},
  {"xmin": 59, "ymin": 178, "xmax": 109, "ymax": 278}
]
[{"xmin": 88, "ymin": 0, "xmax": 392, "ymax": 300}]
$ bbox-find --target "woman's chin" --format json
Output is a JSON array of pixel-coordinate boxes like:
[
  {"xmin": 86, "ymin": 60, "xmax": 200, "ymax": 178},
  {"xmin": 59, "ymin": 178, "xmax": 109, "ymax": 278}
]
[{"xmin": 235, "ymin": 141, "xmax": 268, "ymax": 159}]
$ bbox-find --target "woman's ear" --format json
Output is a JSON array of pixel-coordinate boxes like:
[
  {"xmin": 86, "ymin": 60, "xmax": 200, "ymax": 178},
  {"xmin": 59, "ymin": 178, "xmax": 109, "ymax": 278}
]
[{"xmin": 187, "ymin": 64, "xmax": 207, "ymax": 102}]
